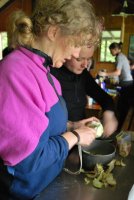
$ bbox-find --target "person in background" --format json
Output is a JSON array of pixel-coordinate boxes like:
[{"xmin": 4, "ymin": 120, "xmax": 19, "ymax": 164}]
[
  {"xmin": 99, "ymin": 42, "xmax": 133, "ymax": 87},
  {"xmin": 0, "ymin": 0, "xmax": 102, "ymax": 199},
  {"xmin": 51, "ymin": 45, "xmax": 118, "ymax": 137}
]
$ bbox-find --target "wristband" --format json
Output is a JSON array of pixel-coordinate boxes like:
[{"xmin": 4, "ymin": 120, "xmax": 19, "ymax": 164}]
[{"xmin": 71, "ymin": 130, "xmax": 80, "ymax": 144}]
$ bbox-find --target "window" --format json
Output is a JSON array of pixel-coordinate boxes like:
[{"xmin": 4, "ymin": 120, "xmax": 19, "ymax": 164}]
[
  {"xmin": 100, "ymin": 30, "xmax": 121, "ymax": 62},
  {"xmin": 0, "ymin": 32, "xmax": 8, "ymax": 60},
  {"xmin": 0, "ymin": 0, "xmax": 10, "ymax": 8}
]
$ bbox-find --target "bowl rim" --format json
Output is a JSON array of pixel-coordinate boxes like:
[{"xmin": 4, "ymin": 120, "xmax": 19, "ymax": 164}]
[{"xmin": 82, "ymin": 140, "xmax": 116, "ymax": 157}]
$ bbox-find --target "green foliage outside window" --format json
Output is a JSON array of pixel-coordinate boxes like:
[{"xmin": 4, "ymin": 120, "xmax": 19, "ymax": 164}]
[
  {"xmin": 0, "ymin": 32, "xmax": 8, "ymax": 60},
  {"xmin": 100, "ymin": 30, "xmax": 121, "ymax": 62}
]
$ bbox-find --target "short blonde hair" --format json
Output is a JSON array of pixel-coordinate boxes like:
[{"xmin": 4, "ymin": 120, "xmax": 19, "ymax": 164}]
[{"xmin": 8, "ymin": 0, "xmax": 101, "ymax": 48}]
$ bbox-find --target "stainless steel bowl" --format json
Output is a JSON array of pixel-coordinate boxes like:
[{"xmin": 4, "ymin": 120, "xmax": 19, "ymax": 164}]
[{"xmin": 82, "ymin": 140, "xmax": 116, "ymax": 170}]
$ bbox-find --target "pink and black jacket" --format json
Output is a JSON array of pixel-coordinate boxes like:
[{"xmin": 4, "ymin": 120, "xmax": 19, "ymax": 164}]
[{"xmin": 0, "ymin": 47, "xmax": 68, "ymax": 199}]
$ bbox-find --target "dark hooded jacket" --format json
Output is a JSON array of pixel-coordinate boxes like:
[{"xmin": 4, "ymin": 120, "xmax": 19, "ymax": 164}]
[{"xmin": 51, "ymin": 66, "xmax": 115, "ymax": 121}]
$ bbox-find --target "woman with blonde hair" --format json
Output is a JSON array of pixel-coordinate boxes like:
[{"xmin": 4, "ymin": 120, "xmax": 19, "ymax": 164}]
[{"xmin": 0, "ymin": 0, "xmax": 101, "ymax": 199}]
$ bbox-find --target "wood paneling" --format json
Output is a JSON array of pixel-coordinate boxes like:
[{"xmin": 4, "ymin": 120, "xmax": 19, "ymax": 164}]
[
  {"xmin": 0, "ymin": 0, "xmax": 32, "ymax": 31},
  {"xmin": 90, "ymin": 62, "xmax": 115, "ymax": 78},
  {"xmin": 0, "ymin": 0, "xmax": 134, "ymax": 72},
  {"xmin": 90, "ymin": 0, "xmax": 134, "ymax": 55}
]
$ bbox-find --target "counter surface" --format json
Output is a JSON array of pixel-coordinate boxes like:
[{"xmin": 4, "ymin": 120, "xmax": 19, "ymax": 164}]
[{"xmin": 35, "ymin": 142, "xmax": 134, "ymax": 200}]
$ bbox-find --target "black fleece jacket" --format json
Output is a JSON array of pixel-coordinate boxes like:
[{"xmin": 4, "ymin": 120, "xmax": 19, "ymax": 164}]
[{"xmin": 51, "ymin": 66, "xmax": 115, "ymax": 121}]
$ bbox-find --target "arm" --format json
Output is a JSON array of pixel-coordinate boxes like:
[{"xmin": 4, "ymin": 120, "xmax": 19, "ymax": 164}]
[
  {"xmin": 102, "ymin": 110, "xmax": 118, "ymax": 137},
  {"xmin": 84, "ymin": 70, "xmax": 118, "ymax": 136},
  {"xmin": 130, "ymin": 65, "xmax": 134, "ymax": 70},
  {"xmin": 98, "ymin": 54, "xmax": 123, "ymax": 78},
  {"xmin": 62, "ymin": 125, "xmax": 96, "ymax": 149}
]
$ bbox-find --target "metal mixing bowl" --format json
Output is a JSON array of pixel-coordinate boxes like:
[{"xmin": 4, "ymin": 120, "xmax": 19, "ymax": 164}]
[{"xmin": 82, "ymin": 140, "xmax": 116, "ymax": 170}]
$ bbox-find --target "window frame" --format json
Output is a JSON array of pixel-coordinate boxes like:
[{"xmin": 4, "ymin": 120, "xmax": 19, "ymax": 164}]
[
  {"xmin": 99, "ymin": 29, "xmax": 121, "ymax": 63},
  {"xmin": 0, "ymin": 31, "xmax": 8, "ymax": 60}
]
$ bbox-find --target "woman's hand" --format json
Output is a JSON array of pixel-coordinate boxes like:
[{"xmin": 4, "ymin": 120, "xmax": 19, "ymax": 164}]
[
  {"xmin": 102, "ymin": 111, "xmax": 118, "ymax": 137},
  {"xmin": 67, "ymin": 117, "xmax": 100, "ymax": 131},
  {"xmin": 62, "ymin": 126, "xmax": 96, "ymax": 149},
  {"xmin": 75, "ymin": 126, "xmax": 96, "ymax": 146}
]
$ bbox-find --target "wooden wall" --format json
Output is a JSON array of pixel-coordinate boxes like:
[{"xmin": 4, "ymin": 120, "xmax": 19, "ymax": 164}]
[
  {"xmin": 0, "ymin": 0, "xmax": 133, "ymax": 53},
  {"xmin": 90, "ymin": 0, "xmax": 134, "ymax": 74},
  {"xmin": 92, "ymin": 0, "xmax": 134, "ymax": 54},
  {"xmin": 0, "ymin": 0, "xmax": 32, "ymax": 31},
  {"xmin": 90, "ymin": 62, "xmax": 116, "ymax": 78}
]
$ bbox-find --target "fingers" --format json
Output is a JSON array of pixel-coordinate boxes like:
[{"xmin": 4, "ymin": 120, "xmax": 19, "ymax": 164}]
[
  {"xmin": 77, "ymin": 126, "xmax": 96, "ymax": 146},
  {"xmin": 83, "ymin": 117, "xmax": 100, "ymax": 123}
]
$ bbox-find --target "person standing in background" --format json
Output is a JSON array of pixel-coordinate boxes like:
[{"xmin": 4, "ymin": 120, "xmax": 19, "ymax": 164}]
[{"xmin": 99, "ymin": 42, "xmax": 133, "ymax": 87}]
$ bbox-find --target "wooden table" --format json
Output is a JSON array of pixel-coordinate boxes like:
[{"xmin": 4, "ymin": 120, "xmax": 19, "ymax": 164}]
[{"xmin": 35, "ymin": 142, "xmax": 134, "ymax": 200}]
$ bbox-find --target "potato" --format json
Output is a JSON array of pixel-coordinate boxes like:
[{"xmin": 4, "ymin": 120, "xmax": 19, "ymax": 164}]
[{"xmin": 86, "ymin": 121, "xmax": 104, "ymax": 138}]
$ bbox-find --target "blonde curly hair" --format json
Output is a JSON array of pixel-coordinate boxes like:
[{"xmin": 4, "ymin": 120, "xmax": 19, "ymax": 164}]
[{"xmin": 8, "ymin": 0, "xmax": 102, "ymax": 48}]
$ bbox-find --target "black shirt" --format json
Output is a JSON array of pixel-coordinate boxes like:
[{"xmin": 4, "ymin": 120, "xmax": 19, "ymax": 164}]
[{"xmin": 51, "ymin": 66, "xmax": 115, "ymax": 121}]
